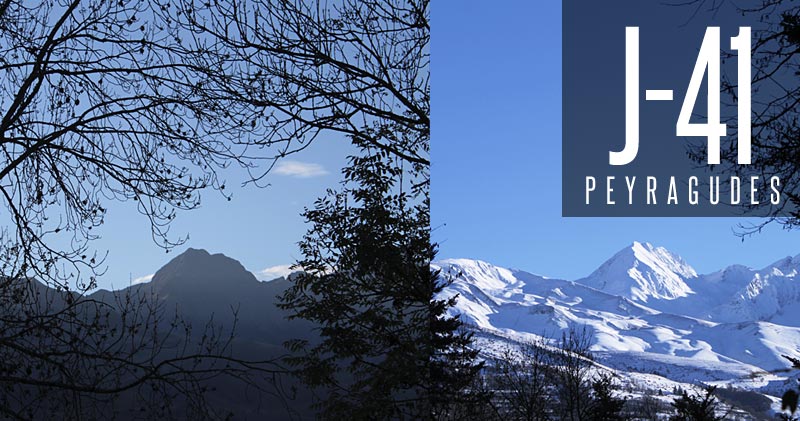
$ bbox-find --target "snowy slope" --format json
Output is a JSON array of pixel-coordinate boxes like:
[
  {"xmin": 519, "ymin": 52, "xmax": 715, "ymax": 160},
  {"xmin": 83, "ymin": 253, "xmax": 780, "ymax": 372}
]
[
  {"xmin": 438, "ymin": 243, "xmax": 800, "ymax": 402},
  {"xmin": 577, "ymin": 241, "xmax": 697, "ymax": 302}
]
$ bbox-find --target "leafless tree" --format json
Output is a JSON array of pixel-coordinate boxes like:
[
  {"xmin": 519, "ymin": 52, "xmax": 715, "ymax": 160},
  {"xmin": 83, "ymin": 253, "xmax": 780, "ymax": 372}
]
[
  {"xmin": 623, "ymin": 394, "xmax": 670, "ymax": 420},
  {"xmin": 0, "ymin": 0, "xmax": 277, "ymax": 288},
  {"xmin": 551, "ymin": 327, "xmax": 598, "ymax": 421},
  {"xmin": 166, "ymin": 0, "xmax": 430, "ymax": 178},
  {"xmin": 0, "ymin": 0, "xmax": 430, "ymax": 417},
  {"xmin": 487, "ymin": 328, "xmax": 624, "ymax": 421},
  {"xmin": 0, "ymin": 277, "xmax": 287, "ymax": 419},
  {"xmin": 0, "ymin": 0, "xmax": 358, "ymax": 417},
  {"xmin": 490, "ymin": 337, "xmax": 554, "ymax": 421},
  {"xmin": 168, "ymin": 0, "xmax": 436, "ymax": 418},
  {"xmin": 683, "ymin": 0, "xmax": 800, "ymax": 233}
]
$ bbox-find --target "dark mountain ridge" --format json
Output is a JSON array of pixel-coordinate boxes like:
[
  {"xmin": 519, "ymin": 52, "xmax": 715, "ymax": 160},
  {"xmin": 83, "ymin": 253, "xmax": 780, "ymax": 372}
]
[{"xmin": 70, "ymin": 248, "xmax": 314, "ymax": 419}]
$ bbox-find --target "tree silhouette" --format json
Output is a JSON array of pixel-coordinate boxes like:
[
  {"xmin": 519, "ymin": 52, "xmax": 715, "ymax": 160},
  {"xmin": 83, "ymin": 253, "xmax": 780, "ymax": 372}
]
[
  {"xmin": 489, "ymin": 337, "xmax": 555, "ymax": 421},
  {"xmin": 682, "ymin": 1, "xmax": 800, "ymax": 232},
  {"xmin": 669, "ymin": 386, "xmax": 727, "ymax": 421},
  {"xmin": 589, "ymin": 373, "xmax": 625, "ymax": 421},
  {"xmin": 0, "ymin": 0, "xmax": 435, "ymax": 418},
  {"xmin": 223, "ymin": 1, "xmax": 472, "ymax": 418},
  {"xmin": 0, "ymin": 0, "xmax": 403, "ymax": 417},
  {"xmin": 0, "ymin": 277, "xmax": 286, "ymax": 419},
  {"xmin": 0, "ymin": 0, "xmax": 270, "ymax": 288},
  {"xmin": 279, "ymin": 142, "xmax": 480, "ymax": 419},
  {"xmin": 484, "ymin": 328, "xmax": 625, "ymax": 421},
  {"xmin": 168, "ymin": 0, "xmax": 430, "ymax": 172}
]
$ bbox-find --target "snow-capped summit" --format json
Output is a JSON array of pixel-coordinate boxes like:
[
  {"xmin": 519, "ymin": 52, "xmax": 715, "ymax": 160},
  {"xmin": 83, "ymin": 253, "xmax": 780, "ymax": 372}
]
[
  {"xmin": 701, "ymin": 255, "xmax": 800, "ymax": 325},
  {"xmin": 434, "ymin": 258, "xmax": 526, "ymax": 292},
  {"xmin": 576, "ymin": 241, "xmax": 697, "ymax": 302},
  {"xmin": 764, "ymin": 254, "xmax": 800, "ymax": 277},
  {"xmin": 436, "ymin": 244, "xmax": 800, "ymax": 406}
]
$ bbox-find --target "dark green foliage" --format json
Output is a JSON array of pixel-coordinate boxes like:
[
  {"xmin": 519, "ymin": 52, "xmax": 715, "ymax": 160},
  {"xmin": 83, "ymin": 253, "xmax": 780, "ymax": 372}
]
[
  {"xmin": 784, "ymin": 390, "xmax": 800, "ymax": 417},
  {"xmin": 430, "ymin": 272, "xmax": 491, "ymax": 420},
  {"xmin": 670, "ymin": 386, "xmax": 726, "ymax": 421},
  {"xmin": 589, "ymin": 373, "xmax": 626, "ymax": 421},
  {"xmin": 279, "ymin": 148, "xmax": 482, "ymax": 420},
  {"xmin": 780, "ymin": 12, "xmax": 800, "ymax": 46},
  {"xmin": 435, "ymin": 373, "xmax": 497, "ymax": 421},
  {"xmin": 779, "ymin": 355, "xmax": 800, "ymax": 420}
]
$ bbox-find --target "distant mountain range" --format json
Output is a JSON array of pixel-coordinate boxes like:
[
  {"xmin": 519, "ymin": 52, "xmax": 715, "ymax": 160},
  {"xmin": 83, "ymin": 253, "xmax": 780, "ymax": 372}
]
[
  {"xmin": 85, "ymin": 248, "xmax": 313, "ymax": 420},
  {"xmin": 30, "ymin": 244, "xmax": 800, "ymax": 418},
  {"xmin": 434, "ymin": 242, "xmax": 800, "ymax": 415},
  {"xmin": 93, "ymin": 248, "xmax": 309, "ymax": 351}
]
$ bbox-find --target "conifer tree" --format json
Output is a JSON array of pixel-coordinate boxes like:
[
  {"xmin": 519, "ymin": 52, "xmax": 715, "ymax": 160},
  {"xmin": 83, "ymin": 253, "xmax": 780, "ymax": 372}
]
[{"xmin": 279, "ymin": 146, "xmax": 482, "ymax": 420}]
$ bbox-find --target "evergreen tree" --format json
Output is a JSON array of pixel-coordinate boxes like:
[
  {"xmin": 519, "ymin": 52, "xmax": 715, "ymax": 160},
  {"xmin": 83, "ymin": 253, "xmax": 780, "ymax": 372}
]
[
  {"xmin": 588, "ymin": 373, "xmax": 625, "ymax": 421},
  {"xmin": 279, "ymin": 146, "xmax": 482, "ymax": 420},
  {"xmin": 670, "ymin": 386, "xmax": 726, "ymax": 421}
]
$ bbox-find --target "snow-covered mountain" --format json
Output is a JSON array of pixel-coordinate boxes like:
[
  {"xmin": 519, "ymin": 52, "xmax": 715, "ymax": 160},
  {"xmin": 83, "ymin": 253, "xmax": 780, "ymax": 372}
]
[
  {"xmin": 577, "ymin": 241, "xmax": 697, "ymax": 302},
  {"xmin": 435, "ymin": 243, "xmax": 800, "ymax": 406}
]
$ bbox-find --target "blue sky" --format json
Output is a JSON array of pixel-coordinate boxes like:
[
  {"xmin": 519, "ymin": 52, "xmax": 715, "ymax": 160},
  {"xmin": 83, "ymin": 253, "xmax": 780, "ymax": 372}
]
[
  {"xmin": 431, "ymin": 0, "xmax": 800, "ymax": 280},
  {"xmin": 93, "ymin": 137, "xmax": 352, "ymax": 290}
]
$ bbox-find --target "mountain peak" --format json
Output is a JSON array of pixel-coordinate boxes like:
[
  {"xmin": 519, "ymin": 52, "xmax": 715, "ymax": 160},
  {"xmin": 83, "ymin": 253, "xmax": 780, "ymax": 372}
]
[
  {"xmin": 764, "ymin": 255, "xmax": 800, "ymax": 277},
  {"xmin": 577, "ymin": 242, "xmax": 696, "ymax": 302},
  {"xmin": 433, "ymin": 258, "xmax": 523, "ymax": 292},
  {"xmin": 149, "ymin": 248, "xmax": 259, "ymax": 292},
  {"xmin": 627, "ymin": 241, "xmax": 697, "ymax": 276},
  {"xmin": 182, "ymin": 247, "xmax": 211, "ymax": 257}
]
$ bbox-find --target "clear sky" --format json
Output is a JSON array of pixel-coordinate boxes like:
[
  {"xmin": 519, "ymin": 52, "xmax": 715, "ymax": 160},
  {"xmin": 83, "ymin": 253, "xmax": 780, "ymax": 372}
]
[
  {"xmin": 431, "ymin": 0, "xmax": 800, "ymax": 280},
  {"xmin": 93, "ymin": 136, "xmax": 353, "ymax": 290}
]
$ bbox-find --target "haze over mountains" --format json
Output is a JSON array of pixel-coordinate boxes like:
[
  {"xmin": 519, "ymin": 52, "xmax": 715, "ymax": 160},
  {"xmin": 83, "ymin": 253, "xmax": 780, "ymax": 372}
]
[
  {"xmin": 434, "ymin": 242, "xmax": 800, "ymax": 406},
  {"xmin": 94, "ymin": 248, "xmax": 309, "ymax": 350},
  {"xmin": 35, "ymin": 244, "xmax": 800, "ymax": 417},
  {"xmin": 87, "ymin": 248, "xmax": 313, "ymax": 419}
]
